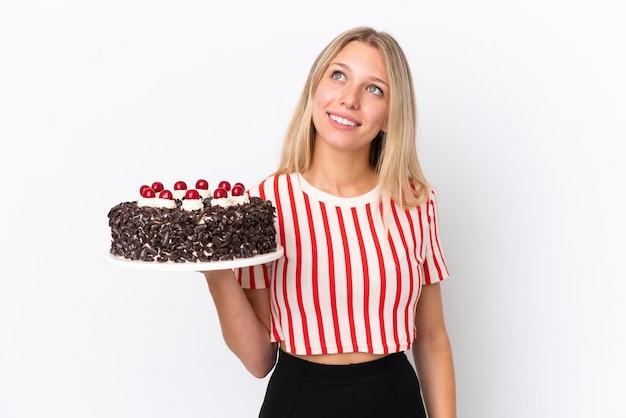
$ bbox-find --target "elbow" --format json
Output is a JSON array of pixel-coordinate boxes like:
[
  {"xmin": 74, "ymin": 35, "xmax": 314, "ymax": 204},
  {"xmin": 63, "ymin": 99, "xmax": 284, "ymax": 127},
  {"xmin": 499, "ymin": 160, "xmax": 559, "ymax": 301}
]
[
  {"xmin": 245, "ymin": 357, "xmax": 276, "ymax": 379},
  {"xmin": 241, "ymin": 345, "xmax": 278, "ymax": 379},
  {"xmin": 248, "ymin": 365, "xmax": 273, "ymax": 379}
]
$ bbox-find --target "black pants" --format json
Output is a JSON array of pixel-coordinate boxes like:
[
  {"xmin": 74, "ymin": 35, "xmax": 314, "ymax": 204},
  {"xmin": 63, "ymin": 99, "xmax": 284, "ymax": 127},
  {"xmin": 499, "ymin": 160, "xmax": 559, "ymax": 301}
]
[{"xmin": 259, "ymin": 350, "xmax": 426, "ymax": 418}]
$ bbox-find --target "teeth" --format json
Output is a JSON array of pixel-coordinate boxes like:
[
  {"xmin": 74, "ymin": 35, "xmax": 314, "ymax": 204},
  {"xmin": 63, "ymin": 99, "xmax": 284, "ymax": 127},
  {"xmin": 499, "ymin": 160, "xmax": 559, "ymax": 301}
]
[{"xmin": 330, "ymin": 114, "xmax": 358, "ymax": 127}]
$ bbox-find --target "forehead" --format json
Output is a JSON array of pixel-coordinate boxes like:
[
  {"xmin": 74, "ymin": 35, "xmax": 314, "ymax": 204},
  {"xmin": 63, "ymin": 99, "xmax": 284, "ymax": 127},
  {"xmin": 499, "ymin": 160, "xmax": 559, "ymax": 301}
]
[{"xmin": 331, "ymin": 41, "xmax": 388, "ymax": 81}]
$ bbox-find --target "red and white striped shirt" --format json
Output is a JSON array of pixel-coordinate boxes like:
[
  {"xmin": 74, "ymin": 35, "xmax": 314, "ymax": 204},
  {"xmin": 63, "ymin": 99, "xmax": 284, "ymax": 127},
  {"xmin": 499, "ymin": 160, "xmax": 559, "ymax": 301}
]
[{"xmin": 236, "ymin": 173, "xmax": 449, "ymax": 355}]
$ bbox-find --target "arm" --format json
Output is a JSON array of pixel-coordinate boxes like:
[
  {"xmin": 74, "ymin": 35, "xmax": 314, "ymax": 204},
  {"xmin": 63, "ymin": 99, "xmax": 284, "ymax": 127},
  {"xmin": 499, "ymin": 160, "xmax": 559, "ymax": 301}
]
[
  {"xmin": 203, "ymin": 269, "xmax": 278, "ymax": 378},
  {"xmin": 412, "ymin": 282, "xmax": 456, "ymax": 418}
]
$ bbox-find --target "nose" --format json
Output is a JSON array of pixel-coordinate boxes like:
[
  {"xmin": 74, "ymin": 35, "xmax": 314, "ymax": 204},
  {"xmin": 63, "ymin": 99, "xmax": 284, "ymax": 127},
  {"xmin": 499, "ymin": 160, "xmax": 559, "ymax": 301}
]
[{"xmin": 340, "ymin": 85, "xmax": 360, "ymax": 110}]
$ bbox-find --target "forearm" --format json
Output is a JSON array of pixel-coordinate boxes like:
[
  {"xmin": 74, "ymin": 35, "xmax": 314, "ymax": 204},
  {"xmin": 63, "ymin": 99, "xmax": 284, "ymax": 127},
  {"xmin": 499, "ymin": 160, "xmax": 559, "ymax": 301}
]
[
  {"xmin": 412, "ymin": 335, "xmax": 456, "ymax": 418},
  {"xmin": 204, "ymin": 270, "xmax": 277, "ymax": 378}
]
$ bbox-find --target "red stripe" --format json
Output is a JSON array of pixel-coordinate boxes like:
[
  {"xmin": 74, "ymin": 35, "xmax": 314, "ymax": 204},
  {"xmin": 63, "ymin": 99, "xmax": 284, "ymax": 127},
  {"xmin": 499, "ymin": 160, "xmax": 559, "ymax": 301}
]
[
  {"xmin": 387, "ymin": 202, "xmax": 402, "ymax": 352},
  {"xmin": 320, "ymin": 202, "xmax": 343, "ymax": 352},
  {"xmin": 395, "ymin": 205, "xmax": 416, "ymax": 346},
  {"xmin": 352, "ymin": 206, "xmax": 373, "ymax": 351},
  {"xmin": 262, "ymin": 264, "xmax": 270, "ymax": 288},
  {"xmin": 405, "ymin": 209, "xmax": 422, "ymax": 342},
  {"xmin": 416, "ymin": 206, "xmax": 424, "ymax": 260},
  {"xmin": 423, "ymin": 258, "xmax": 431, "ymax": 284},
  {"xmin": 286, "ymin": 175, "xmax": 312, "ymax": 352},
  {"xmin": 303, "ymin": 192, "xmax": 327, "ymax": 353},
  {"xmin": 272, "ymin": 176, "xmax": 293, "ymax": 348},
  {"xmin": 367, "ymin": 203, "xmax": 388, "ymax": 354},
  {"xmin": 247, "ymin": 266, "xmax": 256, "ymax": 289},
  {"xmin": 269, "ymin": 264, "xmax": 282, "ymax": 342},
  {"xmin": 258, "ymin": 180, "xmax": 267, "ymax": 200},
  {"xmin": 285, "ymin": 177, "xmax": 311, "ymax": 354},
  {"xmin": 336, "ymin": 207, "xmax": 358, "ymax": 352}
]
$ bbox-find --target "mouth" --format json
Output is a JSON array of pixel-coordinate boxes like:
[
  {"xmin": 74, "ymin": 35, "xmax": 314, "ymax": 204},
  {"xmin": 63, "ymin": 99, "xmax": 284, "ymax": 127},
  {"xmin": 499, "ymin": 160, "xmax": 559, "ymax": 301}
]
[{"xmin": 328, "ymin": 113, "xmax": 360, "ymax": 127}]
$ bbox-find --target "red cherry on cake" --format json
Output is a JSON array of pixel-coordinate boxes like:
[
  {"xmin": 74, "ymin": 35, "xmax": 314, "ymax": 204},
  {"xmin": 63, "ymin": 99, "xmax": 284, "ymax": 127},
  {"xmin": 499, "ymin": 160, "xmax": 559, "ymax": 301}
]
[
  {"xmin": 140, "ymin": 184, "xmax": 151, "ymax": 195},
  {"xmin": 213, "ymin": 187, "xmax": 228, "ymax": 199},
  {"xmin": 231, "ymin": 184, "xmax": 245, "ymax": 196},
  {"xmin": 218, "ymin": 180, "xmax": 231, "ymax": 191},
  {"xmin": 141, "ymin": 187, "xmax": 156, "ymax": 198},
  {"xmin": 174, "ymin": 181, "xmax": 187, "ymax": 191},
  {"xmin": 233, "ymin": 182, "xmax": 245, "ymax": 191},
  {"xmin": 151, "ymin": 181, "xmax": 164, "ymax": 193},
  {"xmin": 159, "ymin": 189, "xmax": 173, "ymax": 200},
  {"xmin": 185, "ymin": 189, "xmax": 200, "ymax": 200},
  {"xmin": 195, "ymin": 179, "xmax": 209, "ymax": 190}
]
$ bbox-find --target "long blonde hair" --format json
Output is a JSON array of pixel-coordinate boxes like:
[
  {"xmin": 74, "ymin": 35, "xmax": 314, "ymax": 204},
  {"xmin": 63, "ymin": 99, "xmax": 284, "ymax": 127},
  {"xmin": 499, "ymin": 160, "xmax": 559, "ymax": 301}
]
[{"xmin": 274, "ymin": 27, "xmax": 430, "ymax": 207}]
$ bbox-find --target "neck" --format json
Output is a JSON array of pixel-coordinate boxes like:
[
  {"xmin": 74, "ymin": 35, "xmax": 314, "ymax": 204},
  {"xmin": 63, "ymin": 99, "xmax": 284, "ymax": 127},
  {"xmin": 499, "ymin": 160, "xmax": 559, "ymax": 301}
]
[{"xmin": 304, "ymin": 153, "xmax": 378, "ymax": 198}]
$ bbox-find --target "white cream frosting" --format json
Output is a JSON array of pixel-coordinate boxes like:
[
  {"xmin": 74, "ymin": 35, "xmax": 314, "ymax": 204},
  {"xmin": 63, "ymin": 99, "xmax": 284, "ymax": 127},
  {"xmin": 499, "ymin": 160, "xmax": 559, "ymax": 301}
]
[
  {"xmin": 155, "ymin": 198, "xmax": 176, "ymax": 209},
  {"xmin": 197, "ymin": 189, "xmax": 211, "ymax": 199},
  {"xmin": 182, "ymin": 199, "xmax": 204, "ymax": 211},
  {"xmin": 172, "ymin": 189, "xmax": 187, "ymax": 200},
  {"xmin": 210, "ymin": 195, "xmax": 249, "ymax": 208},
  {"xmin": 137, "ymin": 197, "xmax": 156, "ymax": 207}
]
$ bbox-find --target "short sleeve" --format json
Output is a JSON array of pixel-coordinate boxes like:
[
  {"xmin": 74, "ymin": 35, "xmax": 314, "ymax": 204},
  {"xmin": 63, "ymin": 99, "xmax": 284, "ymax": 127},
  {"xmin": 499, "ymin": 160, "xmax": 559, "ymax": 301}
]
[
  {"xmin": 235, "ymin": 263, "xmax": 273, "ymax": 289},
  {"xmin": 421, "ymin": 189, "xmax": 450, "ymax": 285}
]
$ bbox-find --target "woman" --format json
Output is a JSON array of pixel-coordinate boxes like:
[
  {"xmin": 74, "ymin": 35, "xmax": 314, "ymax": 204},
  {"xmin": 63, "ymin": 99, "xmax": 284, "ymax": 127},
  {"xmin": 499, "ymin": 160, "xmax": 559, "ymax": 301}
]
[{"xmin": 203, "ymin": 26, "xmax": 456, "ymax": 418}]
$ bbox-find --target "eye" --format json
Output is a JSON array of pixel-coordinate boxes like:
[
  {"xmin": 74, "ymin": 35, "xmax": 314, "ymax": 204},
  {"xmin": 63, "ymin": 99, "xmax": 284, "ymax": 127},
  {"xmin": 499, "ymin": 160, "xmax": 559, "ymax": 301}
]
[
  {"xmin": 331, "ymin": 70, "xmax": 346, "ymax": 81},
  {"xmin": 366, "ymin": 84, "xmax": 383, "ymax": 96}
]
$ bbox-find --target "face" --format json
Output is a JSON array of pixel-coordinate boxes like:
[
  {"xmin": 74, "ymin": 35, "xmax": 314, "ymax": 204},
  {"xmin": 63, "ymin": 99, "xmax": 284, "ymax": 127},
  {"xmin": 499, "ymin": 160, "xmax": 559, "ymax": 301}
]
[{"xmin": 312, "ymin": 41, "xmax": 389, "ymax": 157}]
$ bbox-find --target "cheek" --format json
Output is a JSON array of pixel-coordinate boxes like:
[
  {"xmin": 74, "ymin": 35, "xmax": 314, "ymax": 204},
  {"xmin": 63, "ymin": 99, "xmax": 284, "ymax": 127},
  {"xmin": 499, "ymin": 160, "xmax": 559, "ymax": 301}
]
[
  {"xmin": 312, "ymin": 85, "xmax": 332, "ymax": 108},
  {"xmin": 377, "ymin": 99, "xmax": 390, "ymax": 126},
  {"xmin": 311, "ymin": 90, "xmax": 330, "ymax": 125},
  {"xmin": 372, "ymin": 107, "xmax": 388, "ymax": 130}
]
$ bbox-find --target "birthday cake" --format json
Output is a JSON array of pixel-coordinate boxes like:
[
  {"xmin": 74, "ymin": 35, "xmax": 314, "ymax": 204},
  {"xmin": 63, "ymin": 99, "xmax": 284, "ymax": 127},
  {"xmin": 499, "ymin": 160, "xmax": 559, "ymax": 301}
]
[{"xmin": 107, "ymin": 179, "xmax": 277, "ymax": 263}]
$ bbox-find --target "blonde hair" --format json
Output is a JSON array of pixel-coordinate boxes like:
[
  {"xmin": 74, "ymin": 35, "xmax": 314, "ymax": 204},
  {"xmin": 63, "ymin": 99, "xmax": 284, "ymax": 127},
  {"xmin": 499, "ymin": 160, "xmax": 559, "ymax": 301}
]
[{"xmin": 274, "ymin": 27, "xmax": 430, "ymax": 207}]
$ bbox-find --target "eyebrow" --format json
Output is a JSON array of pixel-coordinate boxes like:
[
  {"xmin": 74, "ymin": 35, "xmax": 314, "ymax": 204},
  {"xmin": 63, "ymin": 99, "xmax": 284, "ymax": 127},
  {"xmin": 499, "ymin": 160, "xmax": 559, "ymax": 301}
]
[{"xmin": 329, "ymin": 62, "xmax": 389, "ymax": 88}]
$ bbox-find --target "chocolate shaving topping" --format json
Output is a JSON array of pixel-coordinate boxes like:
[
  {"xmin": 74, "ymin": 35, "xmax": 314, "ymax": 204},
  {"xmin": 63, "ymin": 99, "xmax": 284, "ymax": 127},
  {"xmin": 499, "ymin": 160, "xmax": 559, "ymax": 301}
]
[{"xmin": 107, "ymin": 197, "xmax": 277, "ymax": 262}]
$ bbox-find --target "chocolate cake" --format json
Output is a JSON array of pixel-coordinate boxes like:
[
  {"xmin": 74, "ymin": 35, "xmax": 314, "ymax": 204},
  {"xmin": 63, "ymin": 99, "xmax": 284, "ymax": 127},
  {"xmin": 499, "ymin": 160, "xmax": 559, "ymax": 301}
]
[{"xmin": 107, "ymin": 179, "xmax": 277, "ymax": 263}]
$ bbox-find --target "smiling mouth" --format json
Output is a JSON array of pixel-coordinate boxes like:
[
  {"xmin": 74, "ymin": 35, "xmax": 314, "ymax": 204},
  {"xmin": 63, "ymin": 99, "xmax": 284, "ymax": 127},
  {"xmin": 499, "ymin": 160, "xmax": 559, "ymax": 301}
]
[{"xmin": 329, "ymin": 113, "xmax": 360, "ymax": 127}]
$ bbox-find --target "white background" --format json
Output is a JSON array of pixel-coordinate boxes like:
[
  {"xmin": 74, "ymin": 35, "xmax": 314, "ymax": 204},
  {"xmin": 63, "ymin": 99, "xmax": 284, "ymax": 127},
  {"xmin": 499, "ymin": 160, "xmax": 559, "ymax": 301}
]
[{"xmin": 1, "ymin": 1, "xmax": 624, "ymax": 417}]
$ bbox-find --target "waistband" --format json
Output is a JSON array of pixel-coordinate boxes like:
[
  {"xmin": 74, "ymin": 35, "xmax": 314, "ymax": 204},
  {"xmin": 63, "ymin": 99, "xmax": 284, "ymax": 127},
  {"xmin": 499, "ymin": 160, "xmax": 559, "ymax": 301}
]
[{"xmin": 275, "ymin": 349, "xmax": 409, "ymax": 384}]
